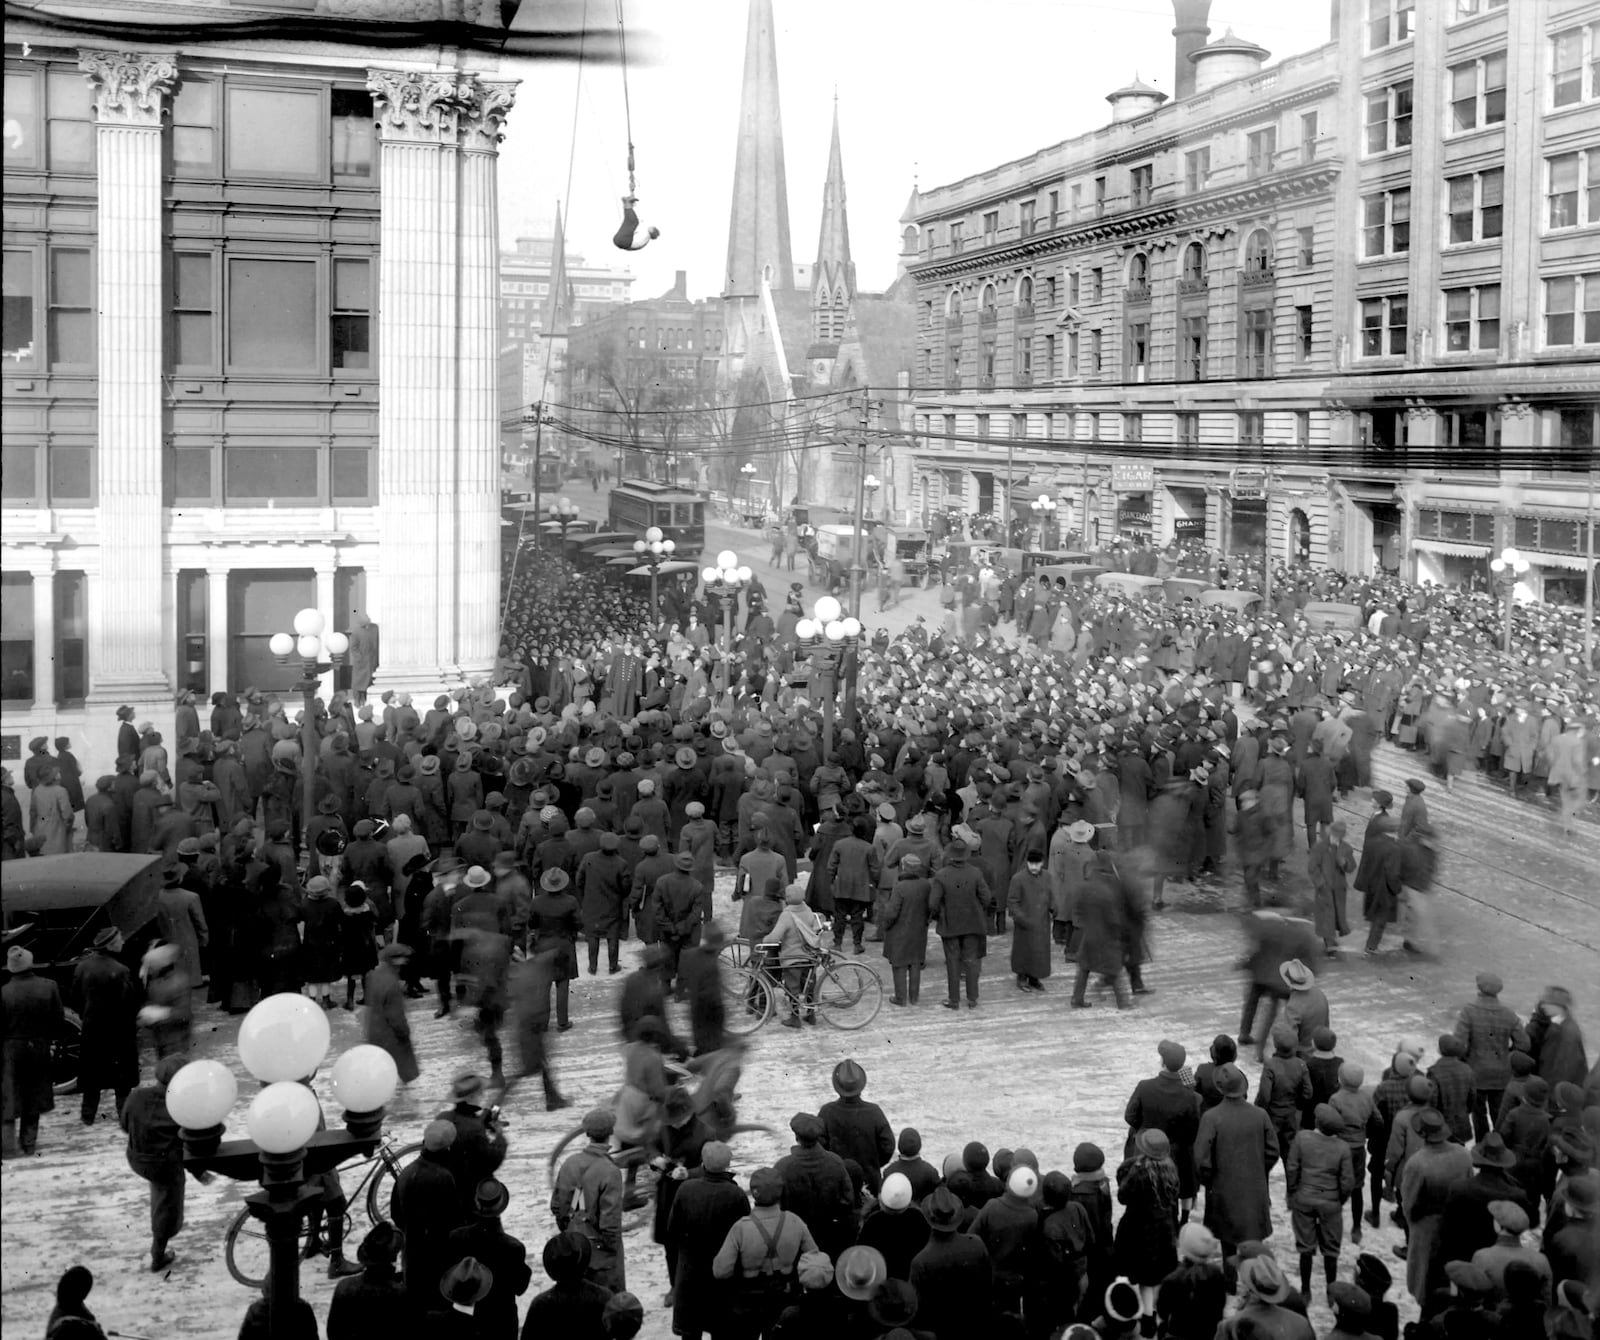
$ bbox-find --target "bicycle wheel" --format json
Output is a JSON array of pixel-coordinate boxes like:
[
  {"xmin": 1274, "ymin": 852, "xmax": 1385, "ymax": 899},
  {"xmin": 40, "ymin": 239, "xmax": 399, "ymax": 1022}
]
[
  {"xmin": 364, "ymin": 1141, "xmax": 423, "ymax": 1226},
  {"xmin": 721, "ymin": 962, "xmax": 774, "ymax": 1036},
  {"xmin": 717, "ymin": 938, "xmax": 753, "ymax": 971},
  {"xmin": 815, "ymin": 960, "xmax": 883, "ymax": 1030},
  {"xmin": 224, "ymin": 1202, "xmax": 316, "ymax": 1290}
]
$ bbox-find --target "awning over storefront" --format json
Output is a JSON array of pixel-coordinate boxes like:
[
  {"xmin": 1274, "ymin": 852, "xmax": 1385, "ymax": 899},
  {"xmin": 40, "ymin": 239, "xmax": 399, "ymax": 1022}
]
[
  {"xmin": 1525, "ymin": 551, "xmax": 1596, "ymax": 571},
  {"xmin": 1411, "ymin": 538, "xmax": 1490, "ymax": 558}
]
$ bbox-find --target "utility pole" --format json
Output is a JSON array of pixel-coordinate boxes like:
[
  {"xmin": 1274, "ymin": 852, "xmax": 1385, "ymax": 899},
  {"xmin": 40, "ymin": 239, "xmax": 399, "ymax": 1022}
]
[
  {"xmin": 845, "ymin": 389, "xmax": 873, "ymax": 725},
  {"xmin": 1262, "ymin": 467, "xmax": 1274, "ymax": 606},
  {"xmin": 528, "ymin": 402, "xmax": 544, "ymax": 552},
  {"xmin": 1586, "ymin": 468, "xmax": 1596, "ymax": 676}
]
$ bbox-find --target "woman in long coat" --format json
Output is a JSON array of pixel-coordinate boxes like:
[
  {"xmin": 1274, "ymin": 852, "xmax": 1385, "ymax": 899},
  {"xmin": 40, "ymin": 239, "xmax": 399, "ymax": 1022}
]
[
  {"xmin": 880, "ymin": 858, "xmax": 932, "ymax": 1007},
  {"xmin": 1308, "ymin": 822, "xmax": 1354, "ymax": 952},
  {"xmin": 28, "ymin": 767, "xmax": 75, "ymax": 855},
  {"xmin": 804, "ymin": 810, "xmax": 854, "ymax": 915},
  {"xmin": 299, "ymin": 877, "xmax": 343, "ymax": 1004},
  {"xmin": 363, "ymin": 944, "xmax": 419, "ymax": 1083},
  {"xmin": 1007, "ymin": 856, "xmax": 1053, "ymax": 991}
]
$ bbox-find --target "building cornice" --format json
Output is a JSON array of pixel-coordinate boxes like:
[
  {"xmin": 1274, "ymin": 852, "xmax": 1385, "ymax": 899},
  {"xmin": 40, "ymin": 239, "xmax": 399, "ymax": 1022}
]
[{"xmin": 910, "ymin": 162, "xmax": 1341, "ymax": 284}]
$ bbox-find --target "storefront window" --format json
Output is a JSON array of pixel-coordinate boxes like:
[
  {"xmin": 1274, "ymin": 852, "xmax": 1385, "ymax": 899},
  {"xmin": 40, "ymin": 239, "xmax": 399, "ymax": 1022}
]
[{"xmin": 1, "ymin": 573, "xmax": 33, "ymax": 702}]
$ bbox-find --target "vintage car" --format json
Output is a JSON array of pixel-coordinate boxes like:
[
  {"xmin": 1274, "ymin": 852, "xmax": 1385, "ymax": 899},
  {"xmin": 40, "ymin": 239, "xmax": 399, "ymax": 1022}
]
[
  {"xmin": 1300, "ymin": 600, "xmax": 1365, "ymax": 631},
  {"xmin": 1094, "ymin": 572, "xmax": 1166, "ymax": 600},
  {"xmin": 1198, "ymin": 588, "xmax": 1265, "ymax": 614},
  {"xmin": 1163, "ymin": 577, "xmax": 1212, "ymax": 605},
  {"xmin": 1022, "ymin": 550, "xmax": 1093, "ymax": 575},
  {"xmin": 1, "ymin": 852, "xmax": 166, "ymax": 1092},
  {"xmin": 894, "ymin": 531, "xmax": 936, "ymax": 586}
]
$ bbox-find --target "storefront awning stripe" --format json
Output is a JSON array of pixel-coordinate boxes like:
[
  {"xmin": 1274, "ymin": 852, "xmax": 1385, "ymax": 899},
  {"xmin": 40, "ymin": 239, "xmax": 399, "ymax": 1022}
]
[
  {"xmin": 1411, "ymin": 538, "xmax": 1490, "ymax": 558},
  {"xmin": 1525, "ymin": 550, "xmax": 1596, "ymax": 571}
]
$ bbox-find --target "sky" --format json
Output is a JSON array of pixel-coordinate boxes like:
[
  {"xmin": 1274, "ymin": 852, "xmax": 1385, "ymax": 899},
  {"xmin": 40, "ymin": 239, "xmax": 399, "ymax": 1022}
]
[{"xmin": 498, "ymin": 0, "xmax": 1336, "ymax": 301}]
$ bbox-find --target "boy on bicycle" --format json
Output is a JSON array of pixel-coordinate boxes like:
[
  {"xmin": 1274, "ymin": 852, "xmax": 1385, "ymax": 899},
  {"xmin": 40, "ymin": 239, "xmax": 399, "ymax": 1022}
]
[{"xmin": 769, "ymin": 882, "xmax": 824, "ymax": 1028}]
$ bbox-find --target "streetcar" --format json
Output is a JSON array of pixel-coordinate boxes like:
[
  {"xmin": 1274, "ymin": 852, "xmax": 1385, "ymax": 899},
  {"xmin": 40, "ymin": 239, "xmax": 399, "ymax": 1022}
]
[
  {"xmin": 533, "ymin": 449, "xmax": 566, "ymax": 491},
  {"xmin": 607, "ymin": 479, "xmax": 707, "ymax": 558}
]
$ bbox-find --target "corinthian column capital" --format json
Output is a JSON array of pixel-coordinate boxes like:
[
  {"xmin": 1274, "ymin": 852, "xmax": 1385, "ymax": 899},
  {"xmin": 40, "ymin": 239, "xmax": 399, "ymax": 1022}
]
[
  {"xmin": 459, "ymin": 77, "xmax": 518, "ymax": 151},
  {"xmin": 78, "ymin": 50, "xmax": 178, "ymax": 126},
  {"xmin": 368, "ymin": 67, "xmax": 469, "ymax": 144}
]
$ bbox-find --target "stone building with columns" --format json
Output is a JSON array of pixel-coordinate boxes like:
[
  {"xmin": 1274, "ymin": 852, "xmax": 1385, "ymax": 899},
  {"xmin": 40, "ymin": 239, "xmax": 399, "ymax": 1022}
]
[
  {"xmin": 2, "ymin": 18, "xmax": 516, "ymax": 785},
  {"xmin": 902, "ymin": 0, "xmax": 1599, "ymax": 597}
]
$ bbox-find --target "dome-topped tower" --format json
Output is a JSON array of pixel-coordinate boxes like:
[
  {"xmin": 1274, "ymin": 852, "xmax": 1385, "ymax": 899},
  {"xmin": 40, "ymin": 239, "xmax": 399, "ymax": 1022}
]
[
  {"xmin": 1190, "ymin": 28, "xmax": 1271, "ymax": 95},
  {"xmin": 1106, "ymin": 74, "xmax": 1169, "ymax": 123}
]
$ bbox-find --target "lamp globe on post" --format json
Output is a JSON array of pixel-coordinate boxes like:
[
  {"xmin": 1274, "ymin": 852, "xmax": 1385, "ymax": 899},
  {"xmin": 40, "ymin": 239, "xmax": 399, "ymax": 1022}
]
[
  {"xmin": 238, "ymin": 993, "xmax": 332, "ymax": 1084},
  {"xmin": 167, "ymin": 1059, "xmax": 239, "ymax": 1155},
  {"xmin": 245, "ymin": 1082, "xmax": 322, "ymax": 1157},
  {"xmin": 292, "ymin": 608, "xmax": 325, "ymax": 639},
  {"xmin": 814, "ymin": 595, "xmax": 843, "ymax": 625},
  {"xmin": 330, "ymin": 1045, "xmax": 399, "ymax": 1139},
  {"xmin": 268, "ymin": 632, "xmax": 295, "ymax": 662}
]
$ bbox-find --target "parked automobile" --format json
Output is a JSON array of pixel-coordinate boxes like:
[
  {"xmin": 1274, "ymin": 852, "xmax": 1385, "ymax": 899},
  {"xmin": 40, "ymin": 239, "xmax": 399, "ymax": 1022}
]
[{"xmin": 1300, "ymin": 600, "xmax": 1364, "ymax": 631}]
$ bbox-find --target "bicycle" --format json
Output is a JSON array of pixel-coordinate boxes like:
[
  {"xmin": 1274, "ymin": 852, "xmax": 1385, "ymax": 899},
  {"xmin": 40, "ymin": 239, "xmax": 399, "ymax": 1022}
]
[
  {"xmin": 223, "ymin": 1132, "xmax": 422, "ymax": 1289},
  {"xmin": 719, "ymin": 923, "xmax": 884, "ymax": 1033}
]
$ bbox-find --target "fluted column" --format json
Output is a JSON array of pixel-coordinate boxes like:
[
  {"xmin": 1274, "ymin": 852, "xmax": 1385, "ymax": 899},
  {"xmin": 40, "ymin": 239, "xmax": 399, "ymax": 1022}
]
[
  {"xmin": 454, "ymin": 79, "xmax": 516, "ymax": 680},
  {"xmin": 370, "ymin": 69, "xmax": 466, "ymax": 689},
  {"xmin": 81, "ymin": 51, "xmax": 177, "ymax": 703}
]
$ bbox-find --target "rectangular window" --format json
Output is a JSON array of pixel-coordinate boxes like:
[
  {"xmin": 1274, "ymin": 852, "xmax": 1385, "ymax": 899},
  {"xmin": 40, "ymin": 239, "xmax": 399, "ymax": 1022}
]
[
  {"xmin": 1177, "ymin": 412, "xmax": 1199, "ymax": 447},
  {"xmin": 1444, "ymin": 283, "xmax": 1500, "ymax": 352},
  {"xmin": 1297, "ymin": 226, "xmax": 1315, "ymax": 267},
  {"xmin": 46, "ymin": 67, "xmax": 94, "ymax": 172},
  {"xmin": 1451, "ymin": 52, "xmax": 1507, "ymax": 132},
  {"xmin": 1550, "ymin": 26, "xmax": 1595, "ymax": 108},
  {"xmin": 1241, "ymin": 307, "xmax": 1273, "ymax": 378},
  {"xmin": 330, "ymin": 88, "xmax": 374, "ymax": 180},
  {"xmin": 1184, "ymin": 147, "xmax": 1211, "ymax": 194},
  {"xmin": 1043, "ymin": 332, "xmax": 1057, "ymax": 381},
  {"xmin": 1, "ymin": 573, "xmax": 34, "ymax": 699},
  {"xmin": 1068, "ymin": 272, "xmax": 1081, "ymax": 306},
  {"xmin": 1369, "ymin": 0, "xmax": 1414, "ymax": 50},
  {"xmin": 3, "ymin": 249, "xmax": 36, "ymax": 367},
  {"xmin": 983, "ymin": 210, "xmax": 999, "ymax": 246},
  {"xmin": 1360, "ymin": 293, "xmax": 1409, "ymax": 356},
  {"xmin": 3, "ymin": 72, "xmax": 40, "ymax": 169},
  {"xmin": 1094, "ymin": 176, "xmax": 1106, "ymax": 216},
  {"xmin": 976, "ymin": 414, "xmax": 990, "ymax": 438},
  {"xmin": 1017, "ymin": 340, "xmax": 1033, "ymax": 382},
  {"xmin": 1365, "ymin": 81, "xmax": 1414, "ymax": 153},
  {"xmin": 1362, "ymin": 188, "xmax": 1411, "ymax": 256},
  {"xmin": 225, "ymin": 446, "xmax": 319, "ymax": 502},
  {"xmin": 1067, "ymin": 331, "xmax": 1079, "ymax": 376},
  {"xmin": 1247, "ymin": 126, "xmax": 1277, "ymax": 178},
  {"xmin": 171, "ymin": 79, "xmax": 217, "ymax": 175},
  {"xmin": 949, "ymin": 221, "xmax": 963, "ymax": 254},
  {"xmin": 172, "ymin": 253, "xmax": 214, "ymax": 368},
  {"xmin": 1130, "ymin": 164, "xmax": 1153, "ymax": 208},
  {"xmin": 1296, "ymin": 305, "xmax": 1314, "ymax": 360},
  {"xmin": 1047, "ymin": 190, "xmax": 1059, "ymax": 229},
  {"xmin": 1180, "ymin": 315, "xmax": 1207, "ymax": 381},
  {"xmin": 1547, "ymin": 150, "xmax": 1600, "ymax": 228},
  {"xmin": 1019, "ymin": 200, "xmax": 1036, "ymax": 236},
  {"xmin": 1238, "ymin": 411, "xmax": 1265, "ymax": 445},
  {"xmin": 1011, "ymin": 412, "xmax": 1027, "ymax": 439},
  {"xmin": 48, "ymin": 248, "xmax": 94, "ymax": 367},
  {"xmin": 1295, "ymin": 410, "xmax": 1312, "ymax": 447},
  {"xmin": 226, "ymin": 85, "xmax": 321, "ymax": 177},
  {"xmin": 1123, "ymin": 412, "xmax": 1143, "ymax": 443},
  {"xmin": 1090, "ymin": 329, "xmax": 1103, "ymax": 373},
  {"xmin": 331, "ymin": 447, "xmax": 371, "ymax": 502},
  {"xmin": 331, "ymin": 258, "xmax": 371, "ymax": 370},
  {"xmin": 1441, "ymin": 411, "xmax": 1501, "ymax": 452},
  {"xmin": 1448, "ymin": 168, "xmax": 1504, "ymax": 242},
  {"xmin": 1126, "ymin": 321, "xmax": 1148, "ymax": 376},
  {"xmin": 1544, "ymin": 273, "xmax": 1600, "ymax": 346},
  {"xmin": 54, "ymin": 571, "xmax": 87, "ymax": 704},
  {"xmin": 1070, "ymin": 183, "xmax": 1082, "ymax": 221},
  {"xmin": 980, "ymin": 341, "xmax": 996, "ymax": 384},
  {"xmin": 1300, "ymin": 111, "xmax": 1319, "ymax": 163},
  {"xmin": 227, "ymin": 257, "xmax": 317, "ymax": 370},
  {"xmin": 1090, "ymin": 268, "xmax": 1103, "ymax": 302},
  {"xmin": 1453, "ymin": 0, "xmax": 1507, "ymax": 15}
]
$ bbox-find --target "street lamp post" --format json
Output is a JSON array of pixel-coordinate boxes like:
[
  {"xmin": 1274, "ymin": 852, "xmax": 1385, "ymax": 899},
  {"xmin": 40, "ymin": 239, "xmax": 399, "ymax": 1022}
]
[
  {"xmin": 700, "ymin": 549, "xmax": 750, "ymax": 700},
  {"xmin": 1030, "ymin": 495, "xmax": 1058, "ymax": 550},
  {"xmin": 267, "ymin": 610, "xmax": 349, "ymax": 860},
  {"xmin": 794, "ymin": 596, "xmax": 861, "ymax": 758},
  {"xmin": 863, "ymin": 473, "xmax": 880, "ymax": 521},
  {"xmin": 632, "ymin": 525, "xmax": 677, "ymax": 619},
  {"xmin": 548, "ymin": 495, "xmax": 580, "ymax": 551},
  {"xmin": 1488, "ymin": 547, "xmax": 1530, "ymax": 654},
  {"xmin": 168, "ymin": 994, "xmax": 397, "ymax": 1338},
  {"xmin": 740, "ymin": 462, "xmax": 757, "ymax": 519}
]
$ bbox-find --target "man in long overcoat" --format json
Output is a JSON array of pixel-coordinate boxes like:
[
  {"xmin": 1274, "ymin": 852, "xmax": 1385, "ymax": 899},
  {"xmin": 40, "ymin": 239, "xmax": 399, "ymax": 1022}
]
[
  {"xmin": 666, "ymin": 1140, "xmax": 750, "ymax": 1340},
  {"xmin": 577, "ymin": 831, "xmax": 629, "ymax": 975},
  {"xmin": 72, "ymin": 928, "xmax": 141, "ymax": 1123},
  {"xmin": 2, "ymin": 946, "xmax": 64, "ymax": 1156},
  {"xmin": 1124, "ymin": 1039, "xmax": 1203, "ymax": 1215},
  {"xmin": 1070, "ymin": 853, "xmax": 1129, "ymax": 1008},
  {"xmin": 881, "ymin": 855, "xmax": 933, "ymax": 1006},
  {"xmin": 392, "ymin": 1120, "xmax": 465, "ymax": 1300},
  {"xmin": 926, "ymin": 839, "xmax": 993, "ymax": 1011},
  {"xmin": 1194, "ymin": 1062, "xmax": 1280, "ymax": 1259},
  {"xmin": 1007, "ymin": 851, "xmax": 1053, "ymax": 992},
  {"xmin": 155, "ymin": 868, "xmax": 209, "ymax": 991},
  {"xmin": 825, "ymin": 824, "xmax": 881, "ymax": 953},
  {"xmin": 363, "ymin": 943, "xmax": 420, "ymax": 1085},
  {"xmin": 1355, "ymin": 813, "xmax": 1404, "ymax": 954},
  {"xmin": 1399, "ymin": 1110, "xmax": 1474, "ymax": 1306}
]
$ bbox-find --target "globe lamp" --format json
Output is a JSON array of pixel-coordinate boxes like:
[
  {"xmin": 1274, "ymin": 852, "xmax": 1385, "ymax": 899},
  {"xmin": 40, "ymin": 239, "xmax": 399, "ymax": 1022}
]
[
  {"xmin": 330, "ymin": 1045, "xmax": 399, "ymax": 1117},
  {"xmin": 237, "ymin": 993, "xmax": 331, "ymax": 1084},
  {"xmin": 245, "ymin": 1081, "xmax": 322, "ymax": 1156},
  {"xmin": 166, "ymin": 1059, "xmax": 238, "ymax": 1132}
]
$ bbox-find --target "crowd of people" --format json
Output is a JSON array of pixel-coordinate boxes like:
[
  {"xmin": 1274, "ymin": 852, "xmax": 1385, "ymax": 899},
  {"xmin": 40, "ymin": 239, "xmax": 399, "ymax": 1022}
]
[{"xmin": 4, "ymin": 532, "xmax": 1599, "ymax": 1338}]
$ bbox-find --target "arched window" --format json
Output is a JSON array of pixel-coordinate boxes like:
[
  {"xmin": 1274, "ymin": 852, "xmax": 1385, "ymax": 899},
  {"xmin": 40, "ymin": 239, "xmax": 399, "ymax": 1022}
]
[
  {"xmin": 1182, "ymin": 242, "xmax": 1207, "ymax": 285},
  {"xmin": 946, "ymin": 289, "xmax": 962, "ymax": 319},
  {"xmin": 902, "ymin": 225, "xmax": 918, "ymax": 254},
  {"xmin": 1288, "ymin": 508, "xmax": 1311, "ymax": 566},
  {"xmin": 1017, "ymin": 276, "xmax": 1034, "ymax": 306},
  {"xmin": 1244, "ymin": 229, "xmax": 1274, "ymax": 277},
  {"xmin": 980, "ymin": 283, "xmax": 997, "ymax": 315},
  {"xmin": 1128, "ymin": 253, "xmax": 1149, "ymax": 286},
  {"xmin": 626, "ymin": 327, "xmax": 635, "ymax": 347}
]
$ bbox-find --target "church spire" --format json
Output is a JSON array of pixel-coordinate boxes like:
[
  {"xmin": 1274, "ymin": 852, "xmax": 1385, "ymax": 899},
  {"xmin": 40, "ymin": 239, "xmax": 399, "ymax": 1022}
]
[
  {"xmin": 812, "ymin": 96, "xmax": 854, "ymax": 344},
  {"xmin": 724, "ymin": 0, "xmax": 793, "ymax": 298},
  {"xmin": 542, "ymin": 201, "xmax": 573, "ymax": 335}
]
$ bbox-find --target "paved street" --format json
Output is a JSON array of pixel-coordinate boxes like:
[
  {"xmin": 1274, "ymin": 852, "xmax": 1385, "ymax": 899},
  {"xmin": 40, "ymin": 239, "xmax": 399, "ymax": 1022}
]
[{"xmin": 4, "ymin": 490, "xmax": 1594, "ymax": 1338}]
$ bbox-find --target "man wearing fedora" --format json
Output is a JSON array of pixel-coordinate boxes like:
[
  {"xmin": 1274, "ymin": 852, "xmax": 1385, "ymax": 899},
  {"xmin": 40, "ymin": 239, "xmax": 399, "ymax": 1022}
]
[
  {"xmin": 1399, "ymin": 1108, "xmax": 1474, "ymax": 1307},
  {"xmin": 436, "ymin": 1072, "xmax": 508, "ymax": 1218},
  {"xmin": 1194, "ymin": 1062, "xmax": 1280, "ymax": 1265},
  {"xmin": 651, "ymin": 850, "xmax": 705, "ymax": 1000},
  {"xmin": 440, "ymin": 1177, "xmax": 531, "ymax": 1336},
  {"xmin": 1453, "ymin": 971, "xmax": 1529, "ymax": 1142},
  {"xmin": 817, "ymin": 1058, "xmax": 895, "ymax": 1198},
  {"xmin": 72, "ymin": 927, "xmax": 140, "ymax": 1125},
  {"xmin": 908, "ymin": 1186, "xmax": 993, "ymax": 1340},
  {"xmin": 425, "ymin": 1255, "xmax": 495, "ymax": 1333},
  {"xmin": 2, "ymin": 945, "xmax": 66, "ymax": 1157},
  {"xmin": 326, "ymin": 1220, "xmax": 408, "ymax": 1335}
]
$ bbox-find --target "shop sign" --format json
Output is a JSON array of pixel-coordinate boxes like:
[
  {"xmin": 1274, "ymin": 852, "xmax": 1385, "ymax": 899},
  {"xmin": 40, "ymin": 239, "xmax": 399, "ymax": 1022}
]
[
  {"xmin": 1112, "ymin": 462, "xmax": 1153, "ymax": 493},
  {"xmin": 1118, "ymin": 508, "xmax": 1152, "ymax": 527},
  {"xmin": 1173, "ymin": 517, "xmax": 1207, "ymax": 539}
]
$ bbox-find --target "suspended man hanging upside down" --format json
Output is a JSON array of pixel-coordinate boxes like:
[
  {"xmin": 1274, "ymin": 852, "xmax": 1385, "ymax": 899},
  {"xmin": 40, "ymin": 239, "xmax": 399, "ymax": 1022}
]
[{"xmin": 613, "ymin": 195, "xmax": 660, "ymax": 251}]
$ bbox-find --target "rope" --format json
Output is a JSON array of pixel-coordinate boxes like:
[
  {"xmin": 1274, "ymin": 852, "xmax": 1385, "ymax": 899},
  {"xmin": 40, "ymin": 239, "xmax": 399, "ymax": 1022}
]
[{"xmin": 616, "ymin": 0, "xmax": 635, "ymax": 193}]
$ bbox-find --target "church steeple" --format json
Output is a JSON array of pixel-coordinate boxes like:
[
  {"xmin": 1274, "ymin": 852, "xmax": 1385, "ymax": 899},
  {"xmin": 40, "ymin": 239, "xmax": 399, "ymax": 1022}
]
[
  {"xmin": 724, "ymin": 0, "xmax": 793, "ymax": 298},
  {"xmin": 542, "ymin": 201, "xmax": 573, "ymax": 335},
  {"xmin": 812, "ymin": 97, "xmax": 854, "ymax": 345}
]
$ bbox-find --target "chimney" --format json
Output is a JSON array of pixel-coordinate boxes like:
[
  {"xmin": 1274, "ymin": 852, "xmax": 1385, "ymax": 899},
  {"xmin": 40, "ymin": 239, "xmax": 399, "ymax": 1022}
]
[
  {"xmin": 1171, "ymin": 0, "xmax": 1212, "ymax": 100},
  {"xmin": 673, "ymin": 270, "xmax": 687, "ymax": 298}
]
